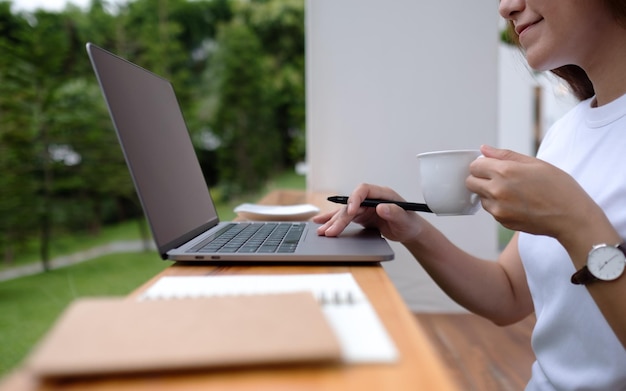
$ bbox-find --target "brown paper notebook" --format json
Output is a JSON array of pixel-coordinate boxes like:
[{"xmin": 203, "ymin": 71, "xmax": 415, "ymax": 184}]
[{"xmin": 26, "ymin": 293, "xmax": 341, "ymax": 378}]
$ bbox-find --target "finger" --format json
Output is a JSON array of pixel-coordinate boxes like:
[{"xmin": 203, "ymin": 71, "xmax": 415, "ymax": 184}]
[
  {"xmin": 480, "ymin": 144, "xmax": 533, "ymax": 163},
  {"xmin": 468, "ymin": 156, "xmax": 495, "ymax": 181},
  {"xmin": 375, "ymin": 203, "xmax": 423, "ymax": 242},
  {"xmin": 347, "ymin": 184, "xmax": 405, "ymax": 215},
  {"xmin": 321, "ymin": 211, "xmax": 358, "ymax": 237},
  {"xmin": 376, "ymin": 203, "xmax": 402, "ymax": 221},
  {"xmin": 465, "ymin": 174, "xmax": 489, "ymax": 195},
  {"xmin": 316, "ymin": 219, "xmax": 335, "ymax": 236},
  {"xmin": 312, "ymin": 210, "xmax": 337, "ymax": 224},
  {"xmin": 346, "ymin": 184, "xmax": 375, "ymax": 215},
  {"xmin": 316, "ymin": 206, "xmax": 359, "ymax": 237},
  {"xmin": 315, "ymin": 211, "xmax": 340, "ymax": 235}
]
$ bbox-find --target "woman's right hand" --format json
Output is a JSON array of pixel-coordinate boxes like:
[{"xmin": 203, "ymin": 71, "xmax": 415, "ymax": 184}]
[{"xmin": 313, "ymin": 183, "xmax": 425, "ymax": 243}]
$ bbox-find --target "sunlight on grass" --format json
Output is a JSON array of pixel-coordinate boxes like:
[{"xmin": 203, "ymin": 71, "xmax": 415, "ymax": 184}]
[{"xmin": 0, "ymin": 220, "xmax": 146, "ymax": 271}]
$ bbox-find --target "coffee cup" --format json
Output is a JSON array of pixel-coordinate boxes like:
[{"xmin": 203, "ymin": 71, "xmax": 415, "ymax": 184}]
[{"xmin": 416, "ymin": 149, "xmax": 481, "ymax": 216}]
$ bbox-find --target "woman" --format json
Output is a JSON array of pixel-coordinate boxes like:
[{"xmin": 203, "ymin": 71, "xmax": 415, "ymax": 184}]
[{"xmin": 314, "ymin": 0, "xmax": 626, "ymax": 389}]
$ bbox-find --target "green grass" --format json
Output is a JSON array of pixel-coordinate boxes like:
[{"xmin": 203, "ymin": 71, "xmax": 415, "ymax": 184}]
[
  {"xmin": 0, "ymin": 169, "xmax": 305, "ymax": 377},
  {"xmin": 0, "ymin": 252, "xmax": 169, "ymax": 376},
  {"xmin": 1, "ymin": 169, "xmax": 306, "ymax": 271},
  {"xmin": 0, "ymin": 220, "xmax": 145, "ymax": 271}
]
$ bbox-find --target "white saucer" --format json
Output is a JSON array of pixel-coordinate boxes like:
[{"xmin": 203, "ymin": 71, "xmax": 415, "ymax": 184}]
[{"xmin": 233, "ymin": 203, "xmax": 320, "ymax": 221}]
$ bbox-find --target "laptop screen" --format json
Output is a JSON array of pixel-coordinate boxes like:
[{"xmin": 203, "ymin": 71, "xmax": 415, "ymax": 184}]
[{"xmin": 87, "ymin": 44, "xmax": 219, "ymax": 256}]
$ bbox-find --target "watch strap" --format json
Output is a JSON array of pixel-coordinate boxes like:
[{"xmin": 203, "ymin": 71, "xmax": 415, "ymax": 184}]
[
  {"xmin": 571, "ymin": 265, "xmax": 596, "ymax": 285},
  {"xmin": 571, "ymin": 243, "xmax": 626, "ymax": 285}
]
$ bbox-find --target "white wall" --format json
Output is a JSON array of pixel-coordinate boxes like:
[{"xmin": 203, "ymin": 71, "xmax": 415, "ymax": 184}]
[
  {"xmin": 306, "ymin": 1, "xmax": 501, "ymax": 312},
  {"xmin": 498, "ymin": 44, "xmax": 536, "ymax": 156}
]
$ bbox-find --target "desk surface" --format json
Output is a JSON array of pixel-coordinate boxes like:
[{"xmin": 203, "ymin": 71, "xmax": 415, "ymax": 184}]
[{"xmin": 2, "ymin": 190, "xmax": 459, "ymax": 391}]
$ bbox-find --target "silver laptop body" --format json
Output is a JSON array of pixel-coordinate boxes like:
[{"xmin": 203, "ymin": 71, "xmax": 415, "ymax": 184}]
[{"xmin": 86, "ymin": 43, "xmax": 394, "ymax": 262}]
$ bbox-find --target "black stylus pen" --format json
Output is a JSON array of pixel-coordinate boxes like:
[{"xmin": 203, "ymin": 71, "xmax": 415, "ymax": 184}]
[{"xmin": 327, "ymin": 196, "xmax": 433, "ymax": 213}]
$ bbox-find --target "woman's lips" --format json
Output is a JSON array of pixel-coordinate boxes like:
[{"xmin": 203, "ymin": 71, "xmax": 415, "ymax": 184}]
[{"xmin": 515, "ymin": 19, "xmax": 542, "ymax": 37}]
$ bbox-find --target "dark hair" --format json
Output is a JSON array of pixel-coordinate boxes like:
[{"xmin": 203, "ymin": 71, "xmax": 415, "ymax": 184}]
[
  {"xmin": 550, "ymin": 66, "xmax": 594, "ymax": 101},
  {"xmin": 506, "ymin": 0, "xmax": 626, "ymax": 101}
]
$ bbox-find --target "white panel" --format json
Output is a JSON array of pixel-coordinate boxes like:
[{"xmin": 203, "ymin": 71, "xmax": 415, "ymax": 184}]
[
  {"xmin": 498, "ymin": 44, "xmax": 536, "ymax": 156},
  {"xmin": 306, "ymin": 0, "xmax": 500, "ymax": 312}
]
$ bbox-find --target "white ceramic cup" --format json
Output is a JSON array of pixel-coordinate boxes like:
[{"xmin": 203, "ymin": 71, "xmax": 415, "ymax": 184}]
[{"xmin": 416, "ymin": 149, "xmax": 482, "ymax": 216}]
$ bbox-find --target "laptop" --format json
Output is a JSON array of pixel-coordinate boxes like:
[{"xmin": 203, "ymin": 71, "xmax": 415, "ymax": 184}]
[{"xmin": 86, "ymin": 43, "xmax": 394, "ymax": 262}]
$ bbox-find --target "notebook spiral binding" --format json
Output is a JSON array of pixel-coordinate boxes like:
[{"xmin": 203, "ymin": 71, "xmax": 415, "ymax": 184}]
[
  {"xmin": 316, "ymin": 291, "xmax": 357, "ymax": 306},
  {"xmin": 140, "ymin": 290, "xmax": 359, "ymax": 306}
]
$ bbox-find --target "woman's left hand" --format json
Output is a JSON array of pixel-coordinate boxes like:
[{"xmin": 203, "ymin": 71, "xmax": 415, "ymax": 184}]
[{"xmin": 466, "ymin": 145, "xmax": 601, "ymax": 242}]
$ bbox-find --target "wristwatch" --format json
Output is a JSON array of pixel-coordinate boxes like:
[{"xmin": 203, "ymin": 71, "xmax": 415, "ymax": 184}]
[{"xmin": 571, "ymin": 243, "xmax": 626, "ymax": 285}]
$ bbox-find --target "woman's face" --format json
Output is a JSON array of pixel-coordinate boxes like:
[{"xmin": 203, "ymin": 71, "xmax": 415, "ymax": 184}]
[{"xmin": 499, "ymin": 0, "xmax": 614, "ymax": 72}]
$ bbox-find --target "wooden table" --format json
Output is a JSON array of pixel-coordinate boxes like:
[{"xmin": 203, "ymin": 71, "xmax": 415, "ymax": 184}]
[{"xmin": 1, "ymin": 190, "xmax": 458, "ymax": 391}]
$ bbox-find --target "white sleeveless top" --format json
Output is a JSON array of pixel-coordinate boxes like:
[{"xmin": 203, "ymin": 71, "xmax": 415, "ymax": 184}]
[{"xmin": 518, "ymin": 94, "xmax": 626, "ymax": 390}]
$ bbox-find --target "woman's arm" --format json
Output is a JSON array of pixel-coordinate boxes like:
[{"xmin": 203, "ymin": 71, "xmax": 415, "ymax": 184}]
[
  {"xmin": 403, "ymin": 226, "xmax": 532, "ymax": 325},
  {"xmin": 315, "ymin": 183, "xmax": 534, "ymax": 325},
  {"xmin": 468, "ymin": 145, "xmax": 626, "ymax": 347}
]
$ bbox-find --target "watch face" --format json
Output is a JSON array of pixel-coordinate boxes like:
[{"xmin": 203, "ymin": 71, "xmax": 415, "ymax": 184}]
[{"xmin": 588, "ymin": 245, "xmax": 626, "ymax": 281}]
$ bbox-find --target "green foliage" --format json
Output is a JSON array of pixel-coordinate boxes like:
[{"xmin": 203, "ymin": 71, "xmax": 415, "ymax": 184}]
[
  {"xmin": 209, "ymin": 21, "xmax": 280, "ymax": 197},
  {"xmin": 0, "ymin": 6, "xmax": 86, "ymax": 265},
  {"xmin": 239, "ymin": 0, "xmax": 306, "ymax": 165},
  {"xmin": 199, "ymin": 0, "xmax": 305, "ymax": 199},
  {"xmin": 500, "ymin": 25, "xmax": 517, "ymax": 46},
  {"xmin": 0, "ymin": 0, "xmax": 307, "ymax": 374},
  {"xmin": 0, "ymin": 0, "xmax": 305, "ymax": 264}
]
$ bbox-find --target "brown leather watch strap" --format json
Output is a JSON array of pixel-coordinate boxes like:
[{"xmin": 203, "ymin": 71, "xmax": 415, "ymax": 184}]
[
  {"xmin": 571, "ymin": 266, "xmax": 596, "ymax": 285},
  {"xmin": 571, "ymin": 244, "xmax": 626, "ymax": 285}
]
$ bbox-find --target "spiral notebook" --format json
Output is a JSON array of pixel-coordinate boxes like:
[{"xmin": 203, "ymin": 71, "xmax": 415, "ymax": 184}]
[
  {"xmin": 26, "ymin": 293, "xmax": 342, "ymax": 378},
  {"xmin": 139, "ymin": 273, "xmax": 399, "ymax": 364}
]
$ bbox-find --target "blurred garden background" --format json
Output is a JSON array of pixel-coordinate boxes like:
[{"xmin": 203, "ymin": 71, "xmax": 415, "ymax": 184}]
[{"xmin": 0, "ymin": 0, "xmax": 305, "ymax": 376}]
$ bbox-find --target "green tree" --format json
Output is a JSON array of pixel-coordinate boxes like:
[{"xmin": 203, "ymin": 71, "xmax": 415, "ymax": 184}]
[
  {"xmin": 199, "ymin": 0, "xmax": 305, "ymax": 198},
  {"xmin": 18, "ymin": 10, "xmax": 83, "ymax": 269},
  {"xmin": 51, "ymin": 79, "xmax": 139, "ymax": 233},
  {"xmin": 0, "ymin": 0, "xmax": 305, "ymax": 264},
  {"xmin": 242, "ymin": 0, "xmax": 305, "ymax": 165},
  {"xmin": 0, "ymin": 3, "xmax": 39, "ymax": 264},
  {"xmin": 208, "ymin": 20, "xmax": 280, "ymax": 197},
  {"xmin": 0, "ymin": 5, "xmax": 104, "ymax": 267}
]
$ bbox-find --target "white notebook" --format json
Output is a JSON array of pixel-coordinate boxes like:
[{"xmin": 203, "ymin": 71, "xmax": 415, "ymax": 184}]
[{"xmin": 139, "ymin": 273, "xmax": 399, "ymax": 364}]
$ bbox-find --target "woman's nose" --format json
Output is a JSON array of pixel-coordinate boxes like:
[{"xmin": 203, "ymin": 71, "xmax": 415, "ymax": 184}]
[{"xmin": 499, "ymin": 0, "xmax": 525, "ymax": 19}]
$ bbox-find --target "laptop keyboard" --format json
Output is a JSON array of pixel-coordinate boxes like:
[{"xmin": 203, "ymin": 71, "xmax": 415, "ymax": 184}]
[{"xmin": 190, "ymin": 222, "xmax": 305, "ymax": 254}]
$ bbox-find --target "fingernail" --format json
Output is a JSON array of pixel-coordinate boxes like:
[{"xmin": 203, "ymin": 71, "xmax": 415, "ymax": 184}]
[
  {"xmin": 481, "ymin": 144, "xmax": 495, "ymax": 154},
  {"xmin": 378, "ymin": 204, "xmax": 391, "ymax": 217}
]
